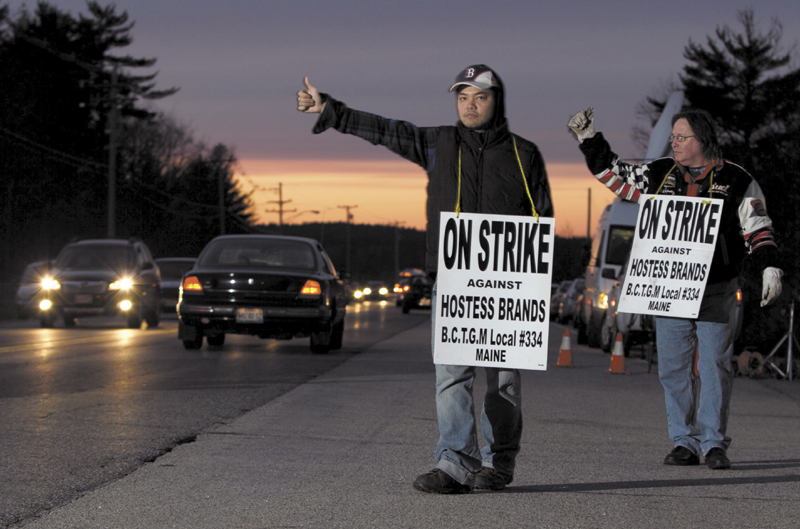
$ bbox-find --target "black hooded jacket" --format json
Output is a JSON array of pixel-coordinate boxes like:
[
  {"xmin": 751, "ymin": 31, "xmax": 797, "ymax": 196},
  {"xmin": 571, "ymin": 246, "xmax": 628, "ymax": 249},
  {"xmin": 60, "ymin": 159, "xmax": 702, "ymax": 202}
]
[{"xmin": 313, "ymin": 67, "xmax": 554, "ymax": 275}]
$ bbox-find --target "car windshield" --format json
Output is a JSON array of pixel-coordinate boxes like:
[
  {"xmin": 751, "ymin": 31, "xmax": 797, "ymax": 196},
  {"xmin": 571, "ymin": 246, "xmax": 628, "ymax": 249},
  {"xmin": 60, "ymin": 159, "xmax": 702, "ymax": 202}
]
[
  {"xmin": 606, "ymin": 226, "xmax": 635, "ymax": 266},
  {"xmin": 57, "ymin": 245, "xmax": 136, "ymax": 272},
  {"xmin": 158, "ymin": 260, "xmax": 196, "ymax": 279},
  {"xmin": 199, "ymin": 239, "xmax": 317, "ymax": 270}
]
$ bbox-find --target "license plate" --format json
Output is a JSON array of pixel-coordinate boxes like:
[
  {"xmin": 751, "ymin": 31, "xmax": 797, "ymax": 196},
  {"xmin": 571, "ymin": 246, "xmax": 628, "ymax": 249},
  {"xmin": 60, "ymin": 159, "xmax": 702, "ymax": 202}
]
[
  {"xmin": 74, "ymin": 294, "xmax": 93, "ymax": 304},
  {"xmin": 236, "ymin": 308, "xmax": 263, "ymax": 323}
]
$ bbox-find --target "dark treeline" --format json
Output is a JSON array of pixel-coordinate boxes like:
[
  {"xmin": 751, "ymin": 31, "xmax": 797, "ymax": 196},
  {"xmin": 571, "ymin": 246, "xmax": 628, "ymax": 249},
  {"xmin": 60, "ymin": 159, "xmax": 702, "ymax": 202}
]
[
  {"xmin": 0, "ymin": 2, "xmax": 253, "ymax": 284},
  {"xmin": 637, "ymin": 9, "xmax": 800, "ymax": 353}
]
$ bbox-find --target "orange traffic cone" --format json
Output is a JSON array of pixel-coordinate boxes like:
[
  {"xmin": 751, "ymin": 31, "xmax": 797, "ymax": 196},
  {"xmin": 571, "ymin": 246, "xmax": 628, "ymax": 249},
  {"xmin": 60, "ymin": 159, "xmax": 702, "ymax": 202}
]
[
  {"xmin": 608, "ymin": 332, "xmax": 630, "ymax": 375},
  {"xmin": 553, "ymin": 328, "xmax": 576, "ymax": 368}
]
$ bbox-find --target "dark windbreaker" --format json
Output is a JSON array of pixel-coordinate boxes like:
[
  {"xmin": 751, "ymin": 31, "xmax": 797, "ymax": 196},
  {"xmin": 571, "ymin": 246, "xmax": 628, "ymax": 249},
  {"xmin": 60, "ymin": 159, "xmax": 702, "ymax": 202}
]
[{"xmin": 312, "ymin": 68, "xmax": 553, "ymax": 274}]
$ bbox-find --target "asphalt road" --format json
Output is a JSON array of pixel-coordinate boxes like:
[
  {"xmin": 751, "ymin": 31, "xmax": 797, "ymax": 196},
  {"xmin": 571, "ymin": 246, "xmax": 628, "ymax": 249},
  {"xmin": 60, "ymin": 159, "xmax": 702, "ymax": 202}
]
[{"xmin": 0, "ymin": 300, "xmax": 428, "ymax": 528}]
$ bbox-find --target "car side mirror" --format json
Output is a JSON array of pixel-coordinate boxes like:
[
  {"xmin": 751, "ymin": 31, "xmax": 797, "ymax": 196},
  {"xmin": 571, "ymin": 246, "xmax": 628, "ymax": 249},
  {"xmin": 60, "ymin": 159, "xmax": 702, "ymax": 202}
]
[{"xmin": 601, "ymin": 268, "xmax": 617, "ymax": 279}]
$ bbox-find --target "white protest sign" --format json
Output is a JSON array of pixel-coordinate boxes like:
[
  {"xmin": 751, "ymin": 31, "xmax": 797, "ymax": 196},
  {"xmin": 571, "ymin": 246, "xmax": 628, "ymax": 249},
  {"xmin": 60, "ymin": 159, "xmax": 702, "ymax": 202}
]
[
  {"xmin": 618, "ymin": 194, "xmax": 723, "ymax": 318},
  {"xmin": 434, "ymin": 212, "xmax": 555, "ymax": 370}
]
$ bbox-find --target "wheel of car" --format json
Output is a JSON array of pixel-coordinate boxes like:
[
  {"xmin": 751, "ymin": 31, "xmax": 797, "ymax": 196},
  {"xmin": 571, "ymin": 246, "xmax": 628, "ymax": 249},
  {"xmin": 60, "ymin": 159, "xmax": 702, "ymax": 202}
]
[
  {"xmin": 600, "ymin": 317, "xmax": 614, "ymax": 353},
  {"xmin": 182, "ymin": 327, "xmax": 204, "ymax": 350},
  {"xmin": 39, "ymin": 313, "xmax": 55, "ymax": 328},
  {"xmin": 309, "ymin": 328, "xmax": 332, "ymax": 354},
  {"xmin": 576, "ymin": 317, "xmax": 588, "ymax": 345},
  {"xmin": 329, "ymin": 320, "xmax": 344, "ymax": 350},
  {"xmin": 402, "ymin": 300, "xmax": 411, "ymax": 314},
  {"xmin": 206, "ymin": 333, "xmax": 225, "ymax": 347},
  {"xmin": 127, "ymin": 307, "xmax": 143, "ymax": 329},
  {"xmin": 587, "ymin": 313, "xmax": 603, "ymax": 348},
  {"xmin": 63, "ymin": 315, "xmax": 76, "ymax": 328},
  {"xmin": 145, "ymin": 308, "xmax": 160, "ymax": 328}
]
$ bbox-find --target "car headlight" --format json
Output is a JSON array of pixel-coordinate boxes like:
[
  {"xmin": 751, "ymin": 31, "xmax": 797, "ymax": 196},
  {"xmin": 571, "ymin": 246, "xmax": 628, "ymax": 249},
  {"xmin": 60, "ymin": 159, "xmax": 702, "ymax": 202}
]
[
  {"xmin": 598, "ymin": 293, "xmax": 609, "ymax": 310},
  {"xmin": 41, "ymin": 277, "xmax": 60, "ymax": 290},
  {"xmin": 109, "ymin": 278, "xmax": 133, "ymax": 291},
  {"xmin": 363, "ymin": 287, "xmax": 372, "ymax": 295},
  {"xmin": 353, "ymin": 290, "xmax": 363, "ymax": 299},
  {"xmin": 379, "ymin": 287, "xmax": 389, "ymax": 296}
]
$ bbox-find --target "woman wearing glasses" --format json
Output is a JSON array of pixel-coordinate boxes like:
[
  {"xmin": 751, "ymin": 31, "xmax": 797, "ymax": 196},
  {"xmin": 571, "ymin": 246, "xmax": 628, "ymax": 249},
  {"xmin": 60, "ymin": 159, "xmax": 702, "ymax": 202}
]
[{"xmin": 567, "ymin": 107, "xmax": 782, "ymax": 471}]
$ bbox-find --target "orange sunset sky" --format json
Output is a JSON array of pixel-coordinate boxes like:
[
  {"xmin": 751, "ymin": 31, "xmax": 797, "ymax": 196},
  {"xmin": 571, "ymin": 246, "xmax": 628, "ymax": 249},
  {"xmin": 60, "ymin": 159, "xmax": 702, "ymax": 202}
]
[{"xmin": 237, "ymin": 159, "xmax": 615, "ymax": 238}]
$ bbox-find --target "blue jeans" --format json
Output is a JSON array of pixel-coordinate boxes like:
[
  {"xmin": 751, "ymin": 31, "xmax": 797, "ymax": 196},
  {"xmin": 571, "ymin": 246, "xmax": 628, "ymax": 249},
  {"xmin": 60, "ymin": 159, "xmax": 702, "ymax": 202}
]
[
  {"xmin": 430, "ymin": 283, "xmax": 523, "ymax": 485},
  {"xmin": 655, "ymin": 315, "xmax": 735, "ymax": 455}
]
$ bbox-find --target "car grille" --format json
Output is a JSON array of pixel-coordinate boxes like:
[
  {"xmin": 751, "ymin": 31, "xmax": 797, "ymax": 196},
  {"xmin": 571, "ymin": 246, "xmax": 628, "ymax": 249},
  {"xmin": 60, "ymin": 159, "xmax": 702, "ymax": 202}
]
[{"xmin": 61, "ymin": 281, "xmax": 108, "ymax": 294}]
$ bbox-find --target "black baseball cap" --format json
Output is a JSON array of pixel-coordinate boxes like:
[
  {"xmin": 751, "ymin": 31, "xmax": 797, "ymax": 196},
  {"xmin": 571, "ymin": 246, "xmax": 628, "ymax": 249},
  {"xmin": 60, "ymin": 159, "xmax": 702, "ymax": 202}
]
[{"xmin": 448, "ymin": 64, "xmax": 499, "ymax": 92}]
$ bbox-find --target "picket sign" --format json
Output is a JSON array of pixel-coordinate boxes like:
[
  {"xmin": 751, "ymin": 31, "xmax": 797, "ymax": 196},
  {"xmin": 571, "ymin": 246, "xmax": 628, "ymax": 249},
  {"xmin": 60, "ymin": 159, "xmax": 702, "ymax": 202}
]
[
  {"xmin": 618, "ymin": 194, "xmax": 723, "ymax": 319},
  {"xmin": 433, "ymin": 212, "xmax": 555, "ymax": 370}
]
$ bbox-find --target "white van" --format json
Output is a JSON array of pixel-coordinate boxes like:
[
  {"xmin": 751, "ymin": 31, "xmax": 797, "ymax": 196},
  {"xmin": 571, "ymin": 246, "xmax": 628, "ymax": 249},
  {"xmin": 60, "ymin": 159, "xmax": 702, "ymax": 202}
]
[{"xmin": 577, "ymin": 198, "xmax": 639, "ymax": 347}]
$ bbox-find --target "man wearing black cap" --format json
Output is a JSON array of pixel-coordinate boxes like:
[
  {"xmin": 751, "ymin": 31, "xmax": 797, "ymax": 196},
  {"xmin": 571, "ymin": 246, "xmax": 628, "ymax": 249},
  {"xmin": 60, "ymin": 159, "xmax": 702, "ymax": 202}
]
[{"xmin": 297, "ymin": 65, "xmax": 553, "ymax": 493}]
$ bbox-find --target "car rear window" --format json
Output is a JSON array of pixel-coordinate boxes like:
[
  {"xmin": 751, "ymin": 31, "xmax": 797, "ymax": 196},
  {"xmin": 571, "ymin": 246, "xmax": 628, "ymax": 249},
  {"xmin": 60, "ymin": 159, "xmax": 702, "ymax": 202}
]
[
  {"xmin": 200, "ymin": 239, "xmax": 317, "ymax": 270},
  {"xmin": 57, "ymin": 245, "xmax": 136, "ymax": 271}
]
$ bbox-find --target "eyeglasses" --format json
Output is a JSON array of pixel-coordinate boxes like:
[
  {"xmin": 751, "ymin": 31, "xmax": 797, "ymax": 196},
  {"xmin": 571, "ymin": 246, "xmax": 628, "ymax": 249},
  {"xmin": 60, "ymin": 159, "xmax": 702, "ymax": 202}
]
[{"xmin": 669, "ymin": 134, "xmax": 695, "ymax": 143}]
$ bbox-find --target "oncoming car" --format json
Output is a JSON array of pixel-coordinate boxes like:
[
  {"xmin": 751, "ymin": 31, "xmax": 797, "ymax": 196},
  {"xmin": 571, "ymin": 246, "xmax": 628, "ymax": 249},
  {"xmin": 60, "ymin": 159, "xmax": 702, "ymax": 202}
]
[
  {"xmin": 353, "ymin": 281, "xmax": 391, "ymax": 302},
  {"xmin": 37, "ymin": 238, "xmax": 161, "ymax": 328},
  {"xmin": 177, "ymin": 235, "xmax": 348, "ymax": 353}
]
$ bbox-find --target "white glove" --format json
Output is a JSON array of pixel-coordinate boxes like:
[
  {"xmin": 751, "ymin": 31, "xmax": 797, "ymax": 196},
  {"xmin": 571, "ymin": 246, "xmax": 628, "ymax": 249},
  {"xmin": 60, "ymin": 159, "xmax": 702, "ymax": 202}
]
[
  {"xmin": 568, "ymin": 107, "xmax": 596, "ymax": 143},
  {"xmin": 761, "ymin": 267, "xmax": 784, "ymax": 307}
]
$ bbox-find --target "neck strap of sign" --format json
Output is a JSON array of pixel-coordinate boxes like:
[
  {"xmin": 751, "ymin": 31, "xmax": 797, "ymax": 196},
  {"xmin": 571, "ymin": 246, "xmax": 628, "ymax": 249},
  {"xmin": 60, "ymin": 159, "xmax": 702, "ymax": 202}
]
[{"xmin": 456, "ymin": 135, "xmax": 539, "ymax": 221}]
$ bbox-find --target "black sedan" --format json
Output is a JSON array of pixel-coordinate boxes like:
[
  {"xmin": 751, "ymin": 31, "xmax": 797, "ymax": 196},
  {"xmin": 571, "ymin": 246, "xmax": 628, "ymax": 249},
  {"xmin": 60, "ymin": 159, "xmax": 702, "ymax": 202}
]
[{"xmin": 177, "ymin": 235, "xmax": 348, "ymax": 353}]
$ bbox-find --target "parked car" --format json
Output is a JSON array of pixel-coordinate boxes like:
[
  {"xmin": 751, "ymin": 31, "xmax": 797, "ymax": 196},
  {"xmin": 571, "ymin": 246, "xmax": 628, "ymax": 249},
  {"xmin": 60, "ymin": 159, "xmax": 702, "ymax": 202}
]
[
  {"xmin": 399, "ymin": 274, "xmax": 433, "ymax": 313},
  {"xmin": 154, "ymin": 257, "xmax": 197, "ymax": 313},
  {"xmin": 177, "ymin": 235, "xmax": 347, "ymax": 353},
  {"xmin": 550, "ymin": 280, "xmax": 572, "ymax": 321},
  {"xmin": 14, "ymin": 260, "xmax": 55, "ymax": 319},
  {"xmin": 577, "ymin": 198, "xmax": 639, "ymax": 347},
  {"xmin": 557, "ymin": 278, "xmax": 585, "ymax": 324},
  {"xmin": 37, "ymin": 238, "xmax": 161, "ymax": 329},
  {"xmin": 600, "ymin": 274, "xmax": 656, "ymax": 357}
]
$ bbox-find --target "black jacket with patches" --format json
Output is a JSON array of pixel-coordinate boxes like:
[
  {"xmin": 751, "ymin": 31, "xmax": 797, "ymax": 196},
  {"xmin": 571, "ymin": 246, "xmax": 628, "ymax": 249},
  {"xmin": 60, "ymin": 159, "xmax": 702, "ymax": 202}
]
[{"xmin": 579, "ymin": 132, "xmax": 778, "ymax": 322}]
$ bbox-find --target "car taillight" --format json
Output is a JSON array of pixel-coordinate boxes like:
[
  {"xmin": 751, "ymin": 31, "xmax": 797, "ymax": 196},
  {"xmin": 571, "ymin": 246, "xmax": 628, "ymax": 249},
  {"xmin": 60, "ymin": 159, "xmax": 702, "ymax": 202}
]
[
  {"xmin": 300, "ymin": 280, "xmax": 322, "ymax": 297},
  {"xmin": 403, "ymin": 285, "xmax": 410, "ymax": 292},
  {"xmin": 736, "ymin": 289, "xmax": 742, "ymax": 304},
  {"xmin": 182, "ymin": 276, "xmax": 203, "ymax": 293}
]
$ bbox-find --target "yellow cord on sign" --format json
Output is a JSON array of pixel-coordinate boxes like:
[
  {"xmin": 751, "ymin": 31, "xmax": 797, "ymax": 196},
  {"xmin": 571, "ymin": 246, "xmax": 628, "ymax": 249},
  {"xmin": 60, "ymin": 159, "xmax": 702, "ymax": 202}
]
[
  {"xmin": 512, "ymin": 136, "xmax": 539, "ymax": 221},
  {"xmin": 652, "ymin": 162, "xmax": 715, "ymax": 202},
  {"xmin": 455, "ymin": 136, "xmax": 539, "ymax": 221},
  {"xmin": 455, "ymin": 148, "xmax": 462, "ymax": 216}
]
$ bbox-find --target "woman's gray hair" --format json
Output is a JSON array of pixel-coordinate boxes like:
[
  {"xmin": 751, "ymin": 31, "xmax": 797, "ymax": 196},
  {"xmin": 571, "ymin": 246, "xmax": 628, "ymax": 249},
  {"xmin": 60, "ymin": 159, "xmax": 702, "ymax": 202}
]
[{"xmin": 672, "ymin": 109, "xmax": 723, "ymax": 161}]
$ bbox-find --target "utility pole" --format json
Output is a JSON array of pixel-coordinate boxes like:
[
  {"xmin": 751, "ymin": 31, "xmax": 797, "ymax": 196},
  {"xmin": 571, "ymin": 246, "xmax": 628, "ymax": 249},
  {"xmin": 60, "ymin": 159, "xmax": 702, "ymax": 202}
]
[
  {"xmin": 107, "ymin": 64, "xmax": 119, "ymax": 238},
  {"xmin": 338, "ymin": 205, "xmax": 357, "ymax": 273},
  {"xmin": 392, "ymin": 221, "xmax": 405, "ymax": 281},
  {"xmin": 265, "ymin": 182, "xmax": 296, "ymax": 227},
  {"xmin": 218, "ymin": 162, "xmax": 226, "ymax": 235},
  {"xmin": 587, "ymin": 187, "xmax": 592, "ymax": 239}
]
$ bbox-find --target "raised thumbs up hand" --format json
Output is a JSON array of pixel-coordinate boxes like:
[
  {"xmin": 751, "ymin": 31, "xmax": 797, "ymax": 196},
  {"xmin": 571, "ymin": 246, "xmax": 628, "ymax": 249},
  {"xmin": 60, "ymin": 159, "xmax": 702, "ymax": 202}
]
[{"xmin": 297, "ymin": 76, "xmax": 325, "ymax": 114}]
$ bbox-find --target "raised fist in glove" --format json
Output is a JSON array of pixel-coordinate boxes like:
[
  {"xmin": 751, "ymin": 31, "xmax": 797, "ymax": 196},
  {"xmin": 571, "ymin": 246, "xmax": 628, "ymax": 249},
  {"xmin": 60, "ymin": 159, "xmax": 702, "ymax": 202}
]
[
  {"xmin": 568, "ymin": 107, "xmax": 596, "ymax": 143},
  {"xmin": 761, "ymin": 267, "xmax": 784, "ymax": 307}
]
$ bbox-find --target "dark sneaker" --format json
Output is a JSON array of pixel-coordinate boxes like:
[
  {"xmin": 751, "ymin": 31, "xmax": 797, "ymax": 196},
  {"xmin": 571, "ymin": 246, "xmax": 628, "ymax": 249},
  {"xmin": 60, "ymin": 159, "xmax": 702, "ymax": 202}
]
[
  {"xmin": 705, "ymin": 447, "xmax": 731, "ymax": 470},
  {"xmin": 474, "ymin": 467, "xmax": 513, "ymax": 490},
  {"xmin": 663, "ymin": 446, "xmax": 700, "ymax": 466},
  {"xmin": 413, "ymin": 469, "xmax": 472, "ymax": 494}
]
